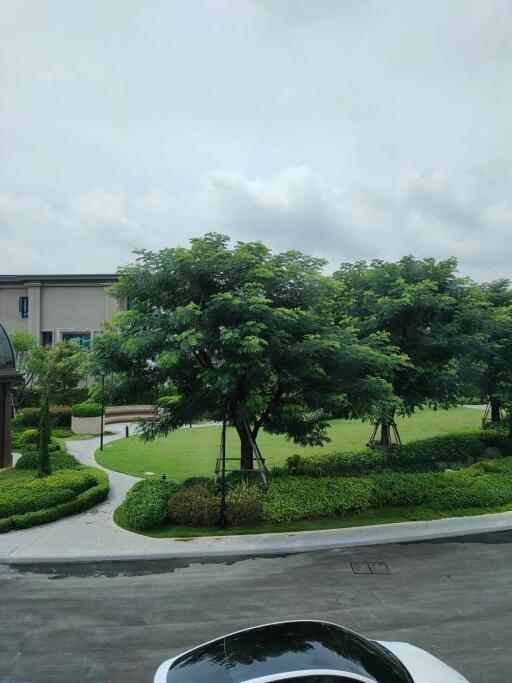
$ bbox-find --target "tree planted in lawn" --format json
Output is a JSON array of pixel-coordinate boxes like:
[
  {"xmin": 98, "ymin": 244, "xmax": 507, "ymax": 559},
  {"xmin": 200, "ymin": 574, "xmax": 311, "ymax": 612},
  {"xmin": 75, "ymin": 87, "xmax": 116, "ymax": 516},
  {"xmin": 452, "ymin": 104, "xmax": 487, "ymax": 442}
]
[
  {"xmin": 333, "ymin": 256, "xmax": 471, "ymax": 445},
  {"xmin": 97, "ymin": 234, "xmax": 405, "ymax": 469},
  {"xmin": 458, "ymin": 279, "xmax": 512, "ymax": 424}
]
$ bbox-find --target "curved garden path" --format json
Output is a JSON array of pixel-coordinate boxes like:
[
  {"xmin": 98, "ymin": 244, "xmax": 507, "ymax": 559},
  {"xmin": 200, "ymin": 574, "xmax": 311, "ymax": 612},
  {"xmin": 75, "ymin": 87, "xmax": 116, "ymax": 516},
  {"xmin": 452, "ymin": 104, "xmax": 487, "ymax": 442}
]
[{"xmin": 3, "ymin": 407, "xmax": 512, "ymax": 563}]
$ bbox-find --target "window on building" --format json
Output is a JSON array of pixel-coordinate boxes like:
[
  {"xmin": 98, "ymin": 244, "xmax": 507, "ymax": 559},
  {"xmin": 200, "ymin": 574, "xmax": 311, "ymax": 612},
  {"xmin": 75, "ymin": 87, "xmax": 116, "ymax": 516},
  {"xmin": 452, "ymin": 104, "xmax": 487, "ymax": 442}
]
[
  {"xmin": 41, "ymin": 331, "xmax": 53, "ymax": 347},
  {"xmin": 126, "ymin": 297, "xmax": 134, "ymax": 310},
  {"xmin": 61, "ymin": 331, "xmax": 91, "ymax": 349},
  {"xmin": 19, "ymin": 296, "xmax": 29, "ymax": 319}
]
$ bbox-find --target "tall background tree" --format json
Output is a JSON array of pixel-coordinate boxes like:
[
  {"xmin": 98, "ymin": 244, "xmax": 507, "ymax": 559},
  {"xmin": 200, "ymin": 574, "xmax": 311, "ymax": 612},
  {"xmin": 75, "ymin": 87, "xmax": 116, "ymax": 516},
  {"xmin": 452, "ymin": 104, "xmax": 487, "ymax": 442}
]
[
  {"xmin": 333, "ymin": 256, "xmax": 472, "ymax": 445},
  {"xmin": 457, "ymin": 278, "xmax": 512, "ymax": 424},
  {"xmin": 94, "ymin": 234, "xmax": 405, "ymax": 469}
]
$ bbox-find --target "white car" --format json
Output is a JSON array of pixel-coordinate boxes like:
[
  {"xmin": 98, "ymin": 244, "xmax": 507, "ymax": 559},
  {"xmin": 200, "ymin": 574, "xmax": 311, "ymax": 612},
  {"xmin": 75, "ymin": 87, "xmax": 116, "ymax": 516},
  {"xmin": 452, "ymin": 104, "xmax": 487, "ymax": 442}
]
[{"xmin": 154, "ymin": 619, "xmax": 469, "ymax": 682}]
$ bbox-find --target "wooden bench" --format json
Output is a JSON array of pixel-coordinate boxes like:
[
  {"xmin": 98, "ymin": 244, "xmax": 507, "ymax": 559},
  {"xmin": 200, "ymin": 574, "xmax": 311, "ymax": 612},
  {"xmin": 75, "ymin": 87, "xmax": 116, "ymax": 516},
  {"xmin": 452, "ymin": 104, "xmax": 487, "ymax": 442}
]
[{"xmin": 104, "ymin": 405, "xmax": 156, "ymax": 425}]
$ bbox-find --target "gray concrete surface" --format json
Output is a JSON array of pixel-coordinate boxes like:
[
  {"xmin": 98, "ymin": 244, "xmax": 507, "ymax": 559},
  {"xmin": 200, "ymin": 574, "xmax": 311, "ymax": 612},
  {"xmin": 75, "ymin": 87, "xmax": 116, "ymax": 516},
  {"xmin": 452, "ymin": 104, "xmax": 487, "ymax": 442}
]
[{"xmin": 1, "ymin": 532, "xmax": 511, "ymax": 683}]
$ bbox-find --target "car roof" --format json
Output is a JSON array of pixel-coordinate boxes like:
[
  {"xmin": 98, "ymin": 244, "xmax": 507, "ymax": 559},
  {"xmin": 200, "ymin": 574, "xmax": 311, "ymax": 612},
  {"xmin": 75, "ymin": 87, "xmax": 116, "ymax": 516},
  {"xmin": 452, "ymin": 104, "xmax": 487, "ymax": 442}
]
[{"xmin": 165, "ymin": 620, "xmax": 412, "ymax": 683}]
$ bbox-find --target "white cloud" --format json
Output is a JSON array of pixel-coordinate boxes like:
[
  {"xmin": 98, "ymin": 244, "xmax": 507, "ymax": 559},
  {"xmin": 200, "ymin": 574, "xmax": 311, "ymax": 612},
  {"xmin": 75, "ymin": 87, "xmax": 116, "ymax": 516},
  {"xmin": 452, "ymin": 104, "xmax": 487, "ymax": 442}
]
[
  {"xmin": 1, "ymin": 163, "xmax": 511, "ymax": 281},
  {"xmin": 1, "ymin": 1, "xmax": 512, "ymax": 281}
]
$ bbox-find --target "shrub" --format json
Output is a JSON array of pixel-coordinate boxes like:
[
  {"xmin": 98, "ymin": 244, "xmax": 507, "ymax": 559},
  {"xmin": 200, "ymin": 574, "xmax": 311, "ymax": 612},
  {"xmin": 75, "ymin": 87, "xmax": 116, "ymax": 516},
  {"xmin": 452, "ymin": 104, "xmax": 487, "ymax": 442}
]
[
  {"xmin": 182, "ymin": 476, "xmax": 219, "ymax": 493},
  {"xmin": 0, "ymin": 470, "xmax": 109, "ymax": 533},
  {"xmin": 123, "ymin": 479, "xmax": 181, "ymax": 531},
  {"xmin": 26, "ymin": 469, "xmax": 98, "ymax": 495},
  {"xmin": 15, "ymin": 449, "xmax": 77, "ymax": 471},
  {"xmin": 19, "ymin": 407, "xmax": 72, "ymax": 428},
  {"xmin": 0, "ymin": 486, "xmax": 76, "ymax": 519},
  {"xmin": 72, "ymin": 402, "xmax": 103, "ymax": 418},
  {"xmin": 13, "ymin": 386, "xmax": 90, "ymax": 408},
  {"xmin": 225, "ymin": 483, "xmax": 263, "ymax": 526},
  {"xmin": 280, "ymin": 429, "xmax": 510, "ymax": 479},
  {"xmin": 262, "ymin": 476, "xmax": 374, "ymax": 523},
  {"xmin": 168, "ymin": 486, "xmax": 220, "ymax": 527},
  {"xmin": 429, "ymin": 470, "xmax": 512, "ymax": 510},
  {"xmin": 20, "ymin": 429, "xmax": 40, "ymax": 446},
  {"xmin": 370, "ymin": 472, "xmax": 438, "ymax": 507}
]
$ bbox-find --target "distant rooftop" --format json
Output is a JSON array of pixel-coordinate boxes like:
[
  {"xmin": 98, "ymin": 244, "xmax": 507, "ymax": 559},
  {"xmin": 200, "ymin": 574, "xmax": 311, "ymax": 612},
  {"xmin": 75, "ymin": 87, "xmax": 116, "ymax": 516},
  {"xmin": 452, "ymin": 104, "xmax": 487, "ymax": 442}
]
[{"xmin": 0, "ymin": 274, "xmax": 118, "ymax": 285}]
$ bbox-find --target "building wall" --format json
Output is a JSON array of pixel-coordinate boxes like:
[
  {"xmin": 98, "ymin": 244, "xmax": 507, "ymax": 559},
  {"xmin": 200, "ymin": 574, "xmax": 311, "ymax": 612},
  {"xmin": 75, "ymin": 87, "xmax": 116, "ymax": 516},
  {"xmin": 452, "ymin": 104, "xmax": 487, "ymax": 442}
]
[
  {"xmin": 0, "ymin": 278, "xmax": 120, "ymax": 345},
  {"xmin": 0, "ymin": 286, "xmax": 29, "ymax": 334}
]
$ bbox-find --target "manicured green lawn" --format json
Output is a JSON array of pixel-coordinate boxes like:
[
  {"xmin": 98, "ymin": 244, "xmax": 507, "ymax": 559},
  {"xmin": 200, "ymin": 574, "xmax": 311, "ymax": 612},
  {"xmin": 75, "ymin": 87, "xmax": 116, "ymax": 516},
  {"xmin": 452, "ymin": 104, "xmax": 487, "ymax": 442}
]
[{"xmin": 97, "ymin": 407, "xmax": 483, "ymax": 482}]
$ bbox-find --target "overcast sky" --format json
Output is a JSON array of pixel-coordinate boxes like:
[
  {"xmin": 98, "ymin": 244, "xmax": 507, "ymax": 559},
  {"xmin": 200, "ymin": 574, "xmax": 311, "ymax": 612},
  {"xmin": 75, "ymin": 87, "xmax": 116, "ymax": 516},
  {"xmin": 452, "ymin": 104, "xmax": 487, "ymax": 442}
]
[{"xmin": 1, "ymin": 0, "xmax": 511, "ymax": 281}]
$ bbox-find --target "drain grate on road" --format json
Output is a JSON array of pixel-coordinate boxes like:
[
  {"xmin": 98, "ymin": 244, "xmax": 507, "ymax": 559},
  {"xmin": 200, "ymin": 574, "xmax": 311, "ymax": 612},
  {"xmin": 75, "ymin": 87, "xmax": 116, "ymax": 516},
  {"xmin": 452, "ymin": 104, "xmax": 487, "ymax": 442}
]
[{"xmin": 350, "ymin": 561, "xmax": 390, "ymax": 575}]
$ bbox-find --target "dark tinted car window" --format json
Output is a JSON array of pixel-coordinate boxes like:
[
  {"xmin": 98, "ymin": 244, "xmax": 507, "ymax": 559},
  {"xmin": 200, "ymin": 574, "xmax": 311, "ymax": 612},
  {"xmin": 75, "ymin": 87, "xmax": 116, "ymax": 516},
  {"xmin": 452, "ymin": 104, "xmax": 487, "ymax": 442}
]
[
  {"xmin": 283, "ymin": 677, "xmax": 365, "ymax": 682},
  {"xmin": 167, "ymin": 640, "xmax": 231, "ymax": 683},
  {"xmin": 329, "ymin": 627, "xmax": 413, "ymax": 683},
  {"xmin": 225, "ymin": 622, "xmax": 364, "ymax": 682}
]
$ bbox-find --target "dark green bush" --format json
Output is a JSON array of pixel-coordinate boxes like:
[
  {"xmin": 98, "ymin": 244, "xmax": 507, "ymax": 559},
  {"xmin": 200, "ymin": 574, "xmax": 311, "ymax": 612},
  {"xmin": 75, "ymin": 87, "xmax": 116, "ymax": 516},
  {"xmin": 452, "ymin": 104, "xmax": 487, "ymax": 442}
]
[
  {"xmin": 182, "ymin": 476, "xmax": 219, "ymax": 493},
  {"xmin": 71, "ymin": 402, "xmax": 103, "ymax": 418},
  {"xmin": 14, "ymin": 386, "xmax": 90, "ymax": 408},
  {"xmin": 19, "ymin": 407, "xmax": 72, "ymax": 428},
  {"xmin": 0, "ymin": 470, "xmax": 109, "ymax": 533},
  {"xmin": 168, "ymin": 486, "xmax": 220, "ymax": 527},
  {"xmin": 26, "ymin": 469, "xmax": 98, "ymax": 495},
  {"xmin": 262, "ymin": 476, "xmax": 374, "ymax": 523},
  {"xmin": 0, "ymin": 486, "xmax": 76, "ymax": 519},
  {"xmin": 225, "ymin": 484, "xmax": 263, "ymax": 525},
  {"xmin": 123, "ymin": 479, "xmax": 181, "ymax": 530},
  {"xmin": 20, "ymin": 429, "xmax": 40, "ymax": 446},
  {"xmin": 15, "ymin": 449, "xmax": 77, "ymax": 471},
  {"xmin": 279, "ymin": 429, "xmax": 511, "ymax": 479},
  {"xmin": 370, "ymin": 472, "xmax": 438, "ymax": 507}
]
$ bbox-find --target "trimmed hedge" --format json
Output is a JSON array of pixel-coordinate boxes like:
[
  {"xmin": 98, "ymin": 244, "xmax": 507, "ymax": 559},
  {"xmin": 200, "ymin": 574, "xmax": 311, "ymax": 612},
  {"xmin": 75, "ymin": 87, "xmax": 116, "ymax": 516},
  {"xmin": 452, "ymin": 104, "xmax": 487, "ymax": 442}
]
[
  {"xmin": 13, "ymin": 386, "xmax": 90, "ymax": 408},
  {"xmin": 0, "ymin": 470, "xmax": 109, "ymax": 533},
  {"xmin": 262, "ymin": 476, "xmax": 374, "ymax": 523},
  {"xmin": 263, "ymin": 458, "xmax": 512, "ymax": 523},
  {"xmin": 20, "ymin": 429, "xmax": 41, "ymax": 446},
  {"xmin": 16, "ymin": 449, "xmax": 79, "ymax": 471},
  {"xmin": 72, "ymin": 402, "xmax": 103, "ymax": 418},
  {"xmin": 18, "ymin": 407, "xmax": 72, "ymax": 428},
  {"xmin": 123, "ymin": 479, "xmax": 181, "ymax": 530},
  {"xmin": 275, "ymin": 429, "xmax": 511, "ymax": 479}
]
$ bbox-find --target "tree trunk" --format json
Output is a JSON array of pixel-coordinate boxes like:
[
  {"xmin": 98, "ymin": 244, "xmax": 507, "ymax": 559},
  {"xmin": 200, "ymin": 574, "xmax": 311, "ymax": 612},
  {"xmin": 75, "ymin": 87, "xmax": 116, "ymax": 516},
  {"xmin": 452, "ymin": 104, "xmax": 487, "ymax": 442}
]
[
  {"xmin": 236, "ymin": 422, "xmax": 254, "ymax": 470},
  {"xmin": 380, "ymin": 418, "xmax": 391, "ymax": 447},
  {"xmin": 490, "ymin": 397, "xmax": 501, "ymax": 423}
]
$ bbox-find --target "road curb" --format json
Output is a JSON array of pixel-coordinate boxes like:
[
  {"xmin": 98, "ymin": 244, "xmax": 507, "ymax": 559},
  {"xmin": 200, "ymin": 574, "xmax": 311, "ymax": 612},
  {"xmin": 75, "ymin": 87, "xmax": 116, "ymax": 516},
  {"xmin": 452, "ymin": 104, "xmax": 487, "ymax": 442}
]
[{"xmin": 3, "ymin": 508, "xmax": 512, "ymax": 564}]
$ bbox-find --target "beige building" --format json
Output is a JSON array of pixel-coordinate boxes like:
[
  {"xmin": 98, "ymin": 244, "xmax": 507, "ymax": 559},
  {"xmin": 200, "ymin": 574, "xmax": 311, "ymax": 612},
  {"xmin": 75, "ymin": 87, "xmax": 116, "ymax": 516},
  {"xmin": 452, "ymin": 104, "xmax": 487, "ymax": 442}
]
[{"xmin": 0, "ymin": 274, "xmax": 122, "ymax": 347}]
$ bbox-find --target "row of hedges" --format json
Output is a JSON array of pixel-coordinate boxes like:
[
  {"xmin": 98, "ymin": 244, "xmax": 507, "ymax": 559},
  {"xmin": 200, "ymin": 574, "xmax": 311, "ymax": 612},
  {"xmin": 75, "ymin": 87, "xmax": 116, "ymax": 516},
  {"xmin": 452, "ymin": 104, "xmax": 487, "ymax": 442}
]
[
  {"xmin": 274, "ymin": 429, "xmax": 511, "ymax": 479},
  {"xmin": 0, "ymin": 464, "xmax": 109, "ymax": 533},
  {"xmin": 121, "ymin": 478, "xmax": 264, "ymax": 530},
  {"xmin": 15, "ymin": 449, "xmax": 80, "ymax": 470},
  {"xmin": 119, "ymin": 456, "xmax": 512, "ymax": 531},
  {"xmin": 0, "ymin": 471, "xmax": 109, "ymax": 533},
  {"xmin": 13, "ymin": 401, "xmax": 103, "ymax": 429},
  {"xmin": 14, "ymin": 407, "xmax": 72, "ymax": 428},
  {"xmin": 14, "ymin": 386, "xmax": 89, "ymax": 409},
  {"xmin": 262, "ymin": 458, "xmax": 512, "ymax": 522}
]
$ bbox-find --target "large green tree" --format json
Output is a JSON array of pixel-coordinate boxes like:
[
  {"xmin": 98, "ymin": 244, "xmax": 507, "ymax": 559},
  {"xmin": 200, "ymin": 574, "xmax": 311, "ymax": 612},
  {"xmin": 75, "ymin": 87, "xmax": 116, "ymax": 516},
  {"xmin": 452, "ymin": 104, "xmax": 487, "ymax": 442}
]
[
  {"xmin": 95, "ymin": 234, "xmax": 405, "ymax": 469},
  {"xmin": 457, "ymin": 279, "xmax": 512, "ymax": 423},
  {"xmin": 333, "ymin": 256, "xmax": 472, "ymax": 445}
]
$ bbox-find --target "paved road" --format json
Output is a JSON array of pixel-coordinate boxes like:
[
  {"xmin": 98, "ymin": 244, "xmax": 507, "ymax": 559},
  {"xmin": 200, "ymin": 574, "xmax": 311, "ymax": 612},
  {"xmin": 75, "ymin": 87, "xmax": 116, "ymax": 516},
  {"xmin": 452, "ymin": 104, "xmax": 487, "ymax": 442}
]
[{"xmin": 1, "ymin": 531, "xmax": 511, "ymax": 683}]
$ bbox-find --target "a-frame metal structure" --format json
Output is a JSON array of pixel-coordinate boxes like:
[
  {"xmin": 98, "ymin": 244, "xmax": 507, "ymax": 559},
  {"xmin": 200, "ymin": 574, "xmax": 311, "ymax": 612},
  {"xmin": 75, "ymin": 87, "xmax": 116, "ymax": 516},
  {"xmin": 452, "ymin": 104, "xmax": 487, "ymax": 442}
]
[
  {"xmin": 215, "ymin": 403, "xmax": 269, "ymax": 528},
  {"xmin": 366, "ymin": 417, "xmax": 403, "ymax": 448}
]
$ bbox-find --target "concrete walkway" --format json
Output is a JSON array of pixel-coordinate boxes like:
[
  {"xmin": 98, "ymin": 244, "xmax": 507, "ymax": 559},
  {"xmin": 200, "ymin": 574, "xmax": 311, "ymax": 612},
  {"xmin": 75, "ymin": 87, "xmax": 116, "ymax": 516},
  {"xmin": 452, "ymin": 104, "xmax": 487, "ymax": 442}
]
[{"xmin": 3, "ymin": 411, "xmax": 512, "ymax": 564}]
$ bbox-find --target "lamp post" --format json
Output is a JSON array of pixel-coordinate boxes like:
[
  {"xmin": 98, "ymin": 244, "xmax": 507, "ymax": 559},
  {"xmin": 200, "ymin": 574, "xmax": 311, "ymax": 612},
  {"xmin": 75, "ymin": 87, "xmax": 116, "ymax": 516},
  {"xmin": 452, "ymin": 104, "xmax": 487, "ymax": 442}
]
[
  {"xmin": 99, "ymin": 373, "xmax": 105, "ymax": 451},
  {"xmin": 219, "ymin": 401, "xmax": 228, "ymax": 530}
]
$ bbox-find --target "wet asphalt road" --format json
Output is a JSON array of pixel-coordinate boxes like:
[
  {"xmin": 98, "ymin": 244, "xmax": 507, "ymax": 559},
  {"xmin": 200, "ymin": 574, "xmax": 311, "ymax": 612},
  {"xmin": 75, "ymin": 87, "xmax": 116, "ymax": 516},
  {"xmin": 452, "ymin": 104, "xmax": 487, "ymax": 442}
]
[{"xmin": 1, "ymin": 530, "xmax": 511, "ymax": 683}]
